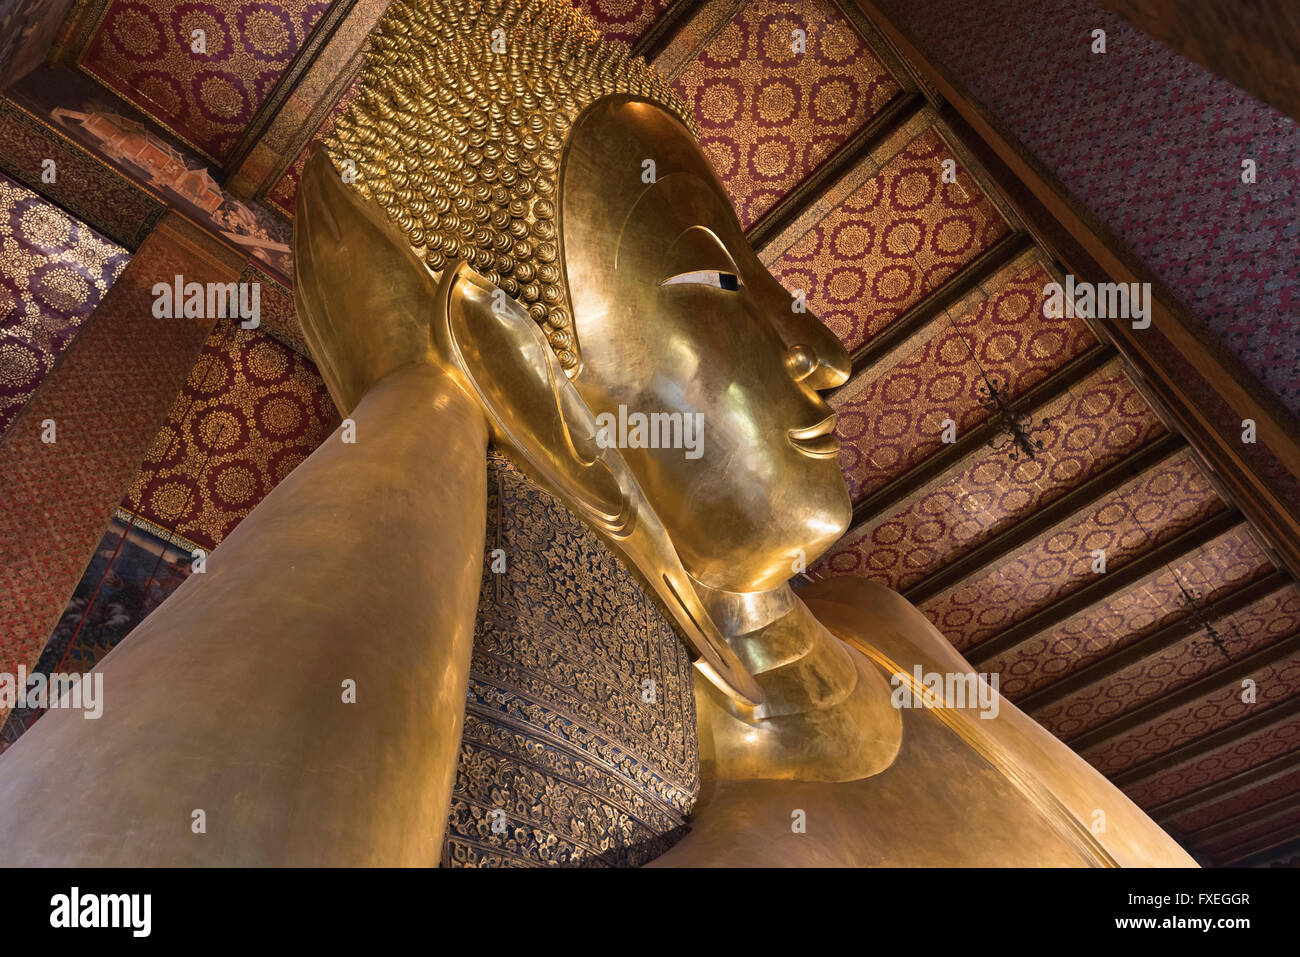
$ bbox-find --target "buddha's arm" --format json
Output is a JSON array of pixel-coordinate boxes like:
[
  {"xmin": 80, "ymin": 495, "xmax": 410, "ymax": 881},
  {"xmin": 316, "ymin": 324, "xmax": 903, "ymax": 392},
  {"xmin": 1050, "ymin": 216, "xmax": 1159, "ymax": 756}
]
[{"xmin": 0, "ymin": 364, "xmax": 487, "ymax": 865}]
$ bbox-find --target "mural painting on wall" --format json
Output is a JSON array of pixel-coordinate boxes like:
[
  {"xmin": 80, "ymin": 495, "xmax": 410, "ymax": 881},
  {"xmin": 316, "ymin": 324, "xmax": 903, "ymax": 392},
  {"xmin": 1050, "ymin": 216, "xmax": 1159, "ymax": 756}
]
[
  {"xmin": 0, "ymin": 513, "xmax": 193, "ymax": 753},
  {"xmin": 8, "ymin": 66, "xmax": 293, "ymax": 281},
  {"xmin": 0, "ymin": 0, "xmax": 75, "ymax": 90}
]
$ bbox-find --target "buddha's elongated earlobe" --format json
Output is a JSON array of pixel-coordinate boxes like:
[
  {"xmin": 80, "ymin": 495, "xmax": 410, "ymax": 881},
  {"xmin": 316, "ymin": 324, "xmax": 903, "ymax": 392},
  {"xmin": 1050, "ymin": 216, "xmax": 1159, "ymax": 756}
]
[{"xmin": 434, "ymin": 261, "xmax": 765, "ymax": 712}]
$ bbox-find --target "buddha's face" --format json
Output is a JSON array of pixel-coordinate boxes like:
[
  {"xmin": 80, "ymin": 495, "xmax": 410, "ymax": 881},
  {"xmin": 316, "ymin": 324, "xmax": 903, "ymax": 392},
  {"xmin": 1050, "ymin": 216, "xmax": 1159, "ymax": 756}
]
[{"xmin": 561, "ymin": 98, "xmax": 852, "ymax": 594}]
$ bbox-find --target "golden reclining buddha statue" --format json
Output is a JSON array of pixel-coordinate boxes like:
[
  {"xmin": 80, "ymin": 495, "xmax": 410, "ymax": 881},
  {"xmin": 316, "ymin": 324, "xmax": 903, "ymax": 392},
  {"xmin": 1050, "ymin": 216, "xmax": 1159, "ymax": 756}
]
[{"xmin": 0, "ymin": 0, "xmax": 1193, "ymax": 867}]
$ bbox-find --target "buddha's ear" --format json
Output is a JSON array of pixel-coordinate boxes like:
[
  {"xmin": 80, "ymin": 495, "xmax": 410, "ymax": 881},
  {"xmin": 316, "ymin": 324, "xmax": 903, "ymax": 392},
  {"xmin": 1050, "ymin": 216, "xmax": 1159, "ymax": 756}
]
[
  {"xmin": 435, "ymin": 262, "xmax": 764, "ymax": 712},
  {"xmin": 293, "ymin": 147, "xmax": 441, "ymax": 415}
]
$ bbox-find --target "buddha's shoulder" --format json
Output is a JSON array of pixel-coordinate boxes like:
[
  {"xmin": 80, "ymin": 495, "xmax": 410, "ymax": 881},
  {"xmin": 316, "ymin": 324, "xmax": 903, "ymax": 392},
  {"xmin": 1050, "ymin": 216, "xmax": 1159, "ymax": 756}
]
[
  {"xmin": 797, "ymin": 575, "xmax": 973, "ymax": 676},
  {"xmin": 798, "ymin": 575, "xmax": 1199, "ymax": 868}
]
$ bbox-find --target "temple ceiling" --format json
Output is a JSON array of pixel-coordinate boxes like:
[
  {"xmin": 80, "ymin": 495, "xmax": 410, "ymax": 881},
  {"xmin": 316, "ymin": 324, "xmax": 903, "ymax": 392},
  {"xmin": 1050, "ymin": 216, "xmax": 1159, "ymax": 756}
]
[{"xmin": 0, "ymin": 0, "xmax": 1297, "ymax": 868}]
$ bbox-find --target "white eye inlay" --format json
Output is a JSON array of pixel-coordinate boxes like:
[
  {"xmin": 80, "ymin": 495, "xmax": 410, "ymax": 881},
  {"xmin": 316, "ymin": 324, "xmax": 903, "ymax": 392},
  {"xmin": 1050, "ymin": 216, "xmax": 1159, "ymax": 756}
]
[{"xmin": 661, "ymin": 270, "xmax": 741, "ymax": 290}]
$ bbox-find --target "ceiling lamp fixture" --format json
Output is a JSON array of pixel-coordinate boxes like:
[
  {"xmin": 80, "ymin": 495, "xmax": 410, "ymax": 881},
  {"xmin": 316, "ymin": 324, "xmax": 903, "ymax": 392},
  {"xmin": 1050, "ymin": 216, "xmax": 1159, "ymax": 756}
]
[
  {"xmin": 977, "ymin": 372, "xmax": 1052, "ymax": 462},
  {"xmin": 1173, "ymin": 575, "xmax": 1241, "ymax": 661}
]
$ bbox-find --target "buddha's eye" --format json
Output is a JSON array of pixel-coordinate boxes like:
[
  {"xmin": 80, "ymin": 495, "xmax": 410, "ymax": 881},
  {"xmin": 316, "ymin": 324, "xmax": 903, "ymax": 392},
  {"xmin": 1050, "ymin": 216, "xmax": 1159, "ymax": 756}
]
[{"xmin": 660, "ymin": 270, "xmax": 742, "ymax": 291}]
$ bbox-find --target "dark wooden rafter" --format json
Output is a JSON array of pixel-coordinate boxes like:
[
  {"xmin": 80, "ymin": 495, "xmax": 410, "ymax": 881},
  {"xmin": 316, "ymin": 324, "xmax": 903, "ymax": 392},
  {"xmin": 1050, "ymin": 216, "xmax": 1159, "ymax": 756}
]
[
  {"xmin": 1232, "ymin": 832, "xmax": 1300, "ymax": 868},
  {"xmin": 630, "ymin": 0, "xmax": 700, "ymax": 62},
  {"xmin": 747, "ymin": 91, "xmax": 924, "ymax": 253},
  {"xmin": 844, "ymin": 342, "xmax": 1114, "ymax": 531},
  {"xmin": 1015, "ymin": 570, "xmax": 1292, "ymax": 713},
  {"xmin": 1186, "ymin": 786, "xmax": 1300, "ymax": 847},
  {"xmin": 221, "ymin": 0, "xmax": 361, "ymax": 181},
  {"xmin": 1110, "ymin": 693, "xmax": 1300, "ymax": 789},
  {"xmin": 836, "ymin": 230, "xmax": 1035, "ymax": 386},
  {"xmin": 1217, "ymin": 819, "xmax": 1300, "ymax": 865},
  {"xmin": 966, "ymin": 509, "xmax": 1245, "ymax": 668},
  {"xmin": 1064, "ymin": 627, "xmax": 1300, "ymax": 752},
  {"xmin": 828, "ymin": 0, "xmax": 944, "ymax": 109},
  {"xmin": 1149, "ymin": 748, "xmax": 1300, "ymax": 823},
  {"xmin": 903, "ymin": 431, "xmax": 1188, "ymax": 606}
]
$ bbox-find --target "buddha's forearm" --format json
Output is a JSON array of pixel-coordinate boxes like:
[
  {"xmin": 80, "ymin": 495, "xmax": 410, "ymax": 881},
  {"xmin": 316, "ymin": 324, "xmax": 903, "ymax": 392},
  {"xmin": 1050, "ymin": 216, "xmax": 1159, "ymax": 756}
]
[{"xmin": 0, "ymin": 363, "xmax": 489, "ymax": 866}]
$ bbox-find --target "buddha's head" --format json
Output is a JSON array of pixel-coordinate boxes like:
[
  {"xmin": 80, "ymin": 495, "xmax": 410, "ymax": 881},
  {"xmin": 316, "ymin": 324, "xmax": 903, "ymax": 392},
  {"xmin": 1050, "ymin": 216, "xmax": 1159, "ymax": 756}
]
[{"xmin": 319, "ymin": 0, "xmax": 851, "ymax": 597}]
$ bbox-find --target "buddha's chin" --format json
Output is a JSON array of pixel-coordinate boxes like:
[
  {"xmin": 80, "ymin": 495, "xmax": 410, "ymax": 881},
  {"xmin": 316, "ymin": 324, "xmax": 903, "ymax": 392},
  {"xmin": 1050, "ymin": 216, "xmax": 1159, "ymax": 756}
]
[{"xmin": 681, "ymin": 497, "xmax": 851, "ymax": 596}]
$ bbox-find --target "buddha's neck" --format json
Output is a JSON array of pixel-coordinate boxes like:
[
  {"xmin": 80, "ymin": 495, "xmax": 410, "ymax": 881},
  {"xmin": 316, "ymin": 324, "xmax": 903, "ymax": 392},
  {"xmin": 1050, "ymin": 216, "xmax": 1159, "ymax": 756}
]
[{"xmin": 690, "ymin": 578, "xmax": 860, "ymax": 721}]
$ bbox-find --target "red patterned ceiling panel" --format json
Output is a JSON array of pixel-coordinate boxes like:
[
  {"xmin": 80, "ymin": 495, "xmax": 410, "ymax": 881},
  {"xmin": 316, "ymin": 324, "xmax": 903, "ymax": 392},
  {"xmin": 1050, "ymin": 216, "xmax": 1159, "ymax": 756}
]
[
  {"xmin": 1076, "ymin": 650, "xmax": 1300, "ymax": 778},
  {"xmin": 123, "ymin": 318, "xmax": 337, "ymax": 551},
  {"xmin": 1124, "ymin": 713, "xmax": 1300, "ymax": 808},
  {"xmin": 572, "ymin": 0, "xmax": 673, "ymax": 44},
  {"xmin": 673, "ymin": 0, "xmax": 902, "ymax": 229},
  {"xmin": 829, "ymin": 257, "xmax": 1096, "ymax": 501},
  {"xmin": 991, "ymin": 525, "xmax": 1276, "ymax": 699},
  {"xmin": 80, "ymin": 0, "xmax": 331, "ymax": 162},
  {"xmin": 918, "ymin": 447, "xmax": 1227, "ymax": 653},
  {"xmin": 1034, "ymin": 586, "xmax": 1300, "ymax": 742},
  {"xmin": 769, "ymin": 125, "xmax": 1010, "ymax": 353},
  {"xmin": 817, "ymin": 360, "xmax": 1165, "ymax": 589}
]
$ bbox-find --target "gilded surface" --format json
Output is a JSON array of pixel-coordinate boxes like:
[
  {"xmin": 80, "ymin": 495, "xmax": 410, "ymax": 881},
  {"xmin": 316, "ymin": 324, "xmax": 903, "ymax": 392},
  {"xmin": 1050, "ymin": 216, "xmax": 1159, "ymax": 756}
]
[
  {"xmin": 323, "ymin": 0, "xmax": 699, "ymax": 373},
  {"xmin": 444, "ymin": 448, "xmax": 699, "ymax": 867}
]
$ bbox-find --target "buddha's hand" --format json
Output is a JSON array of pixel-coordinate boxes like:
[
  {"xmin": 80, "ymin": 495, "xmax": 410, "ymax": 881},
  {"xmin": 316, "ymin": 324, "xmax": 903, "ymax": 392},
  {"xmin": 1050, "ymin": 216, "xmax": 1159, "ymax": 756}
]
[{"xmin": 293, "ymin": 146, "xmax": 445, "ymax": 414}]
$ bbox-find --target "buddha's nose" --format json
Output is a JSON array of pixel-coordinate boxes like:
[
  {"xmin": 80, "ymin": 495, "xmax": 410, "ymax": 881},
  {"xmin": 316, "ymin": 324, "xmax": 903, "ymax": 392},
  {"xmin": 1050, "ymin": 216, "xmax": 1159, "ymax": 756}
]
[
  {"xmin": 783, "ymin": 321, "xmax": 850, "ymax": 391},
  {"xmin": 756, "ymin": 269, "xmax": 851, "ymax": 390}
]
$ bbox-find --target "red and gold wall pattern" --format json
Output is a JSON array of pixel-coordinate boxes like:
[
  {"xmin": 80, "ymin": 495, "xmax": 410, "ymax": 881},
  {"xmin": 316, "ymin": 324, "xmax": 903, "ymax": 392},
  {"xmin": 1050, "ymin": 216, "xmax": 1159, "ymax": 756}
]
[
  {"xmin": 0, "ymin": 173, "xmax": 131, "ymax": 438},
  {"xmin": 123, "ymin": 319, "xmax": 338, "ymax": 551}
]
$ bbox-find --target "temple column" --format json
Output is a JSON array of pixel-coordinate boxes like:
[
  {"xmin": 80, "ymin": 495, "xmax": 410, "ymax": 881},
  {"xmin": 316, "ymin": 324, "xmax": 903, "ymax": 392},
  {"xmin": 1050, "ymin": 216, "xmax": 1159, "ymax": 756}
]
[{"xmin": 0, "ymin": 214, "xmax": 244, "ymax": 720}]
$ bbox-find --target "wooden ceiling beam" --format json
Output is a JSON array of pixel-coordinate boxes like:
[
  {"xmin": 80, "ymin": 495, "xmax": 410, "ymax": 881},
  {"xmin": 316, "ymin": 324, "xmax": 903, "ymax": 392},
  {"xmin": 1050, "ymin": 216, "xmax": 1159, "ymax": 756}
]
[
  {"xmin": 967, "ymin": 509, "xmax": 1244, "ymax": 667},
  {"xmin": 903, "ymin": 432, "xmax": 1187, "ymax": 606},
  {"xmin": 1186, "ymin": 786, "xmax": 1300, "ymax": 846},
  {"xmin": 1064, "ymin": 628, "xmax": 1300, "ymax": 753},
  {"xmin": 631, "ymin": 0, "xmax": 702, "ymax": 62},
  {"xmin": 222, "ymin": 0, "xmax": 360, "ymax": 182},
  {"xmin": 1015, "ymin": 570, "xmax": 1292, "ymax": 713},
  {"xmin": 1110, "ymin": 693, "xmax": 1300, "ymax": 789},
  {"xmin": 1215, "ymin": 819, "xmax": 1300, "ymax": 866},
  {"xmin": 1148, "ymin": 748, "xmax": 1300, "ymax": 823}
]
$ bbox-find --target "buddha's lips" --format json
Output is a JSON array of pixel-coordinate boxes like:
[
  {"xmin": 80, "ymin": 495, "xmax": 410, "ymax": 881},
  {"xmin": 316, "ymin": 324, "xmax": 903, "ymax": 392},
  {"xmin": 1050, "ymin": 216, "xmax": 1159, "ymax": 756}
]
[{"xmin": 788, "ymin": 414, "xmax": 840, "ymax": 458}]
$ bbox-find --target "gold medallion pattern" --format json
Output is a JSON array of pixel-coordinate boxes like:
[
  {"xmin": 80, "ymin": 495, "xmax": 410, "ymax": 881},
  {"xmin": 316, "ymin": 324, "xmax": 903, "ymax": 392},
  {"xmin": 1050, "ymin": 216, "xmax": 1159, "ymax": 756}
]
[{"xmin": 444, "ymin": 449, "xmax": 699, "ymax": 867}]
